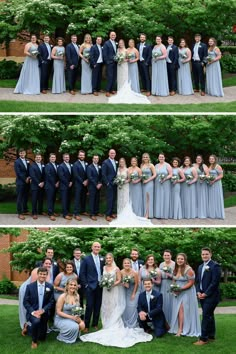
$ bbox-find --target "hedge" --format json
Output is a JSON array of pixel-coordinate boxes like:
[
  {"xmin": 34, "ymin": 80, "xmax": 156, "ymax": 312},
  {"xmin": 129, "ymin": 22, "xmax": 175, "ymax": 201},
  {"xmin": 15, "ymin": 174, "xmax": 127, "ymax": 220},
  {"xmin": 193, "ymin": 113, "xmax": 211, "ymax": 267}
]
[
  {"xmin": 0, "ymin": 278, "xmax": 17, "ymax": 294},
  {"xmin": 220, "ymin": 282, "xmax": 236, "ymax": 299},
  {"xmin": 0, "ymin": 60, "xmax": 22, "ymax": 80},
  {"xmin": 220, "ymin": 46, "xmax": 236, "ymax": 55}
]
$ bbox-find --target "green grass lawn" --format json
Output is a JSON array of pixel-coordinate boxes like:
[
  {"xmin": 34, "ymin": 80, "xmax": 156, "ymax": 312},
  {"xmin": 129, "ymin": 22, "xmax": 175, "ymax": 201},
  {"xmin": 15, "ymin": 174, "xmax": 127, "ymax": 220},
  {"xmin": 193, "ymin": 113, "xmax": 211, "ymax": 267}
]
[
  {"xmin": 0, "ymin": 305, "xmax": 235, "ymax": 354},
  {"xmin": 224, "ymin": 195, "xmax": 236, "ymax": 208}
]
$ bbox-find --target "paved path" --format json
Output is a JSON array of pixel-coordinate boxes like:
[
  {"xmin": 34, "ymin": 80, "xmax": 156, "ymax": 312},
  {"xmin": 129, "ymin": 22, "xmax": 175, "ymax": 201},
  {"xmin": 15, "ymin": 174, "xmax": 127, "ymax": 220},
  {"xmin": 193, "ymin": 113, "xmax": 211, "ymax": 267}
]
[
  {"xmin": 0, "ymin": 298, "xmax": 235, "ymax": 314},
  {"xmin": 0, "ymin": 207, "xmax": 235, "ymax": 226},
  {"xmin": 0, "ymin": 86, "xmax": 235, "ymax": 105}
]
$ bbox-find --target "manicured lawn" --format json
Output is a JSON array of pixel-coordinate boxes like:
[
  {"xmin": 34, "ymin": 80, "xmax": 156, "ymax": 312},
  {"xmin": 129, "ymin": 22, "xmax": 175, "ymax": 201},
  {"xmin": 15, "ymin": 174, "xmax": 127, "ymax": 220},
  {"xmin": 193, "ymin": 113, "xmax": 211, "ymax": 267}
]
[
  {"xmin": 224, "ymin": 195, "xmax": 236, "ymax": 208},
  {"xmin": 0, "ymin": 305, "xmax": 235, "ymax": 354}
]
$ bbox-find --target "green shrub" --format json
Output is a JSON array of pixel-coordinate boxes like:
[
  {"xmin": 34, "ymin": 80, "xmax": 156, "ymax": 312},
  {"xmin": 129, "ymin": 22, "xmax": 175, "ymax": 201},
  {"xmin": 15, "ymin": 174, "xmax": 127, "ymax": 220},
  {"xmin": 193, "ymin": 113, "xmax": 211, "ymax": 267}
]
[
  {"xmin": 221, "ymin": 54, "xmax": 236, "ymax": 73},
  {"xmin": 0, "ymin": 278, "xmax": 17, "ymax": 294},
  {"xmin": 222, "ymin": 174, "xmax": 236, "ymax": 192},
  {"xmin": 221, "ymin": 163, "xmax": 236, "ymax": 173},
  {"xmin": 220, "ymin": 46, "xmax": 236, "ymax": 55},
  {"xmin": 0, "ymin": 60, "xmax": 22, "ymax": 80},
  {"xmin": 220, "ymin": 282, "xmax": 236, "ymax": 299},
  {"xmin": 0, "ymin": 183, "xmax": 16, "ymax": 202}
]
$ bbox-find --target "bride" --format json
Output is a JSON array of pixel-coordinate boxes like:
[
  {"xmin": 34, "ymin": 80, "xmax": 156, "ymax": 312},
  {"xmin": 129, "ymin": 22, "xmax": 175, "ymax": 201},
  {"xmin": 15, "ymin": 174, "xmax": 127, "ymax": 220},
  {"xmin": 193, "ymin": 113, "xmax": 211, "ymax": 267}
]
[
  {"xmin": 111, "ymin": 158, "xmax": 152, "ymax": 225},
  {"xmin": 80, "ymin": 253, "xmax": 152, "ymax": 347}
]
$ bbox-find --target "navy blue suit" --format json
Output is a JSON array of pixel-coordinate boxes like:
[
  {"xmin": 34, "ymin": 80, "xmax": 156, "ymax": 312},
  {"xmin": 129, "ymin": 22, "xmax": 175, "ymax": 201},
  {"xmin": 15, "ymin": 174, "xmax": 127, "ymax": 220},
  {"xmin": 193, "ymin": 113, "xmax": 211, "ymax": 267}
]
[
  {"xmin": 102, "ymin": 158, "xmax": 117, "ymax": 216},
  {"xmin": 191, "ymin": 41, "xmax": 208, "ymax": 91},
  {"xmin": 137, "ymin": 289, "xmax": 166, "ymax": 337},
  {"xmin": 57, "ymin": 162, "xmax": 73, "ymax": 217},
  {"xmin": 44, "ymin": 162, "xmax": 59, "ymax": 216},
  {"xmin": 196, "ymin": 260, "xmax": 221, "ymax": 341},
  {"xmin": 103, "ymin": 40, "xmax": 117, "ymax": 92},
  {"xmin": 90, "ymin": 44, "xmax": 103, "ymax": 92},
  {"xmin": 87, "ymin": 163, "xmax": 102, "ymax": 216},
  {"xmin": 38, "ymin": 43, "xmax": 52, "ymax": 91},
  {"xmin": 80, "ymin": 254, "xmax": 104, "ymax": 328},
  {"xmin": 65, "ymin": 43, "xmax": 79, "ymax": 91},
  {"xmin": 166, "ymin": 44, "xmax": 179, "ymax": 92},
  {"xmin": 137, "ymin": 42, "xmax": 152, "ymax": 92},
  {"xmin": 14, "ymin": 158, "xmax": 30, "ymax": 214},
  {"xmin": 73, "ymin": 160, "xmax": 88, "ymax": 216},
  {"xmin": 29, "ymin": 162, "xmax": 45, "ymax": 215},
  {"xmin": 71, "ymin": 258, "xmax": 84, "ymax": 307},
  {"xmin": 23, "ymin": 281, "xmax": 54, "ymax": 343}
]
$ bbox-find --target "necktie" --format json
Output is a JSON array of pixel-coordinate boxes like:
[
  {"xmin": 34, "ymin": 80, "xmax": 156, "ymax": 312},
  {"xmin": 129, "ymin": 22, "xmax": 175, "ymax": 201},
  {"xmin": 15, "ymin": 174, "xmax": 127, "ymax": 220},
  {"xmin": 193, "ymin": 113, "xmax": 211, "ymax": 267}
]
[
  {"xmin": 94, "ymin": 256, "xmax": 101, "ymax": 281},
  {"xmin": 139, "ymin": 43, "xmax": 144, "ymax": 61},
  {"xmin": 50, "ymin": 266, "xmax": 53, "ymax": 284},
  {"xmin": 94, "ymin": 164, "xmax": 99, "ymax": 173},
  {"xmin": 52, "ymin": 163, "xmax": 57, "ymax": 171},
  {"xmin": 76, "ymin": 260, "xmax": 80, "ymax": 275},
  {"xmin": 38, "ymin": 284, "xmax": 44, "ymax": 309},
  {"xmin": 111, "ymin": 159, "xmax": 116, "ymax": 171},
  {"xmin": 37, "ymin": 163, "xmax": 42, "ymax": 172},
  {"xmin": 80, "ymin": 161, "xmax": 85, "ymax": 170},
  {"xmin": 22, "ymin": 159, "xmax": 27, "ymax": 169},
  {"xmin": 45, "ymin": 43, "xmax": 51, "ymax": 59},
  {"xmin": 133, "ymin": 261, "xmax": 138, "ymax": 272},
  {"xmin": 111, "ymin": 40, "xmax": 116, "ymax": 53},
  {"xmin": 200, "ymin": 263, "xmax": 206, "ymax": 290},
  {"xmin": 146, "ymin": 292, "xmax": 151, "ymax": 313},
  {"xmin": 66, "ymin": 163, "xmax": 71, "ymax": 174}
]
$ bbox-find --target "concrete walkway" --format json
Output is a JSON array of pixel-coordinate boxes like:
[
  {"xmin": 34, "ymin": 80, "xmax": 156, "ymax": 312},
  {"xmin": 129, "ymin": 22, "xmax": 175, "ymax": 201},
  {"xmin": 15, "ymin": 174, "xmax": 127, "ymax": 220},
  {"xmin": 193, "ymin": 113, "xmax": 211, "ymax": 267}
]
[
  {"xmin": 0, "ymin": 298, "xmax": 235, "ymax": 314},
  {"xmin": 0, "ymin": 206, "xmax": 235, "ymax": 226},
  {"xmin": 0, "ymin": 86, "xmax": 235, "ymax": 105}
]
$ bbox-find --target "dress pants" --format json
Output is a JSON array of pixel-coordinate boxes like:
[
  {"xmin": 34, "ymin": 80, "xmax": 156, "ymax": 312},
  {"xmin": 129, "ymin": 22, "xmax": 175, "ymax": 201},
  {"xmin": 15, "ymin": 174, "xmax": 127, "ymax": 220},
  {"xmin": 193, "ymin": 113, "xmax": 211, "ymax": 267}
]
[
  {"xmin": 84, "ymin": 286, "xmax": 102, "ymax": 328},
  {"xmin": 192, "ymin": 61, "xmax": 205, "ymax": 91},
  {"xmin": 138, "ymin": 61, "xmax": 151, "ymax": 92},
  {"xmin": 16, "ymin": 184, "xmax": 29, "ymax": 214}
]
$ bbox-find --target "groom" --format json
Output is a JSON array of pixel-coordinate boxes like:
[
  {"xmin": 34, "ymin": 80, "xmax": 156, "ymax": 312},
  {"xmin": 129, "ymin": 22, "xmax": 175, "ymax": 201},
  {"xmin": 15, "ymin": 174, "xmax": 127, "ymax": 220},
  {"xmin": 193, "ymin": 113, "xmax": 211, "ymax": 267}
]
[
  {"xmin": 103, "ymin": 31, "xmax": 117, "ymax": 97},
  {"xmin": 80, "ymin": 242, "xmax": 104, "ymax": 333},
  {"xmin": 102, "ymin": 149, "xmax": 118, "ymax": 222},
  {"xmin": 194, "ymin": 247, "xmax": 221, "ymax": 346},
  {"xmin": 137, "ymin": 33, "xmax": 152, "ymax": 96}
]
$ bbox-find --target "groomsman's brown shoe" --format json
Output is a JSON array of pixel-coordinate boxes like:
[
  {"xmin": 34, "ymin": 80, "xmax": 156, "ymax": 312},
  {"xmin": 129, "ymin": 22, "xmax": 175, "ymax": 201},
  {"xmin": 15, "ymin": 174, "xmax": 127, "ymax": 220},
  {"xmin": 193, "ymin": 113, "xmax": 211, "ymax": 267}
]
[
  {"xmin": 39, "ymin": 212, "xmax": 48, "ymax": 216},
  {"xmin": 81, "ymin": 212, "xmax": 90, "ymax": 216},
  {"xmin": 32, "ymin": 215, "xmax": 38, "ymax": 220},
  {"xmin": 141, "ymin": 89, "xmax": 146, "ymax": 92},
  {"xmin": 84, "ymin": 328, "xmax": 89, "ymax": 333},
  {"xmin": 70, "ymin": 90, "xmax": 75, "ymax": 95},
  {"xmin": 193, "ymin": 340, "xmax": 208, "ymax": 345},
  {"xmin": 74, "ymin": 215, "xmax": 82, "ymax": 221},
  {"xmin": 146, "ymin": 91, "xmax": 151, "ymax": 96},
  {"xmin": 18, "ymin": 214, "xmax": 25, "ymax": 220},
  {"xmin": 170, "ymin": 91, "xmax": 176, "ymax": 96},
  {"xmin": 106, "ymin": 92, "xmax": 110, "ymax": 97},
  {"xmin": 97, "ymin": 213, "xmax": 104, "ymax": 217},
  {"xmin": 194, "ymin": 89, "xmax": 199, "ymax": 92},
  {"xmin": 22, "ymin": 211, "xmax": 31, "ymax": 215},
  {"xmin": 111, "ymin": 214, "xmax": 117, "ymax": 219},
  {"xmin": 111, "ymin": 91, "xmax": 116, "ymax": 94},
  {"xmin": 106, "ymin": 216, "xmax": 113, "ymax": 222},
  {"xmin": 201, "ymin": 91, "xmax": 205, "ymax": 96},
  {"xmin": 93, "ymin": 92, "xmax": 98, "ymax": 96},
  {"xmin": 90, "ymin": 216, "xmax": 97, "ymax": 221},
  {"xmin": 41, "ymin": 90, "xmax": 47, "ymax": 94},
  {"xmin": 21, "ymin": 323, "xmax": 28, "ymax": 336},
  {"xmin": 53, "ymin": 213, "xmax": 60, "ymax": 217},
  {"xmin": 49, "ymin": 215, "xmax": 56, "ymax": 221},
  {"xmin": 31, "ymin": 342, "xmax": 38, "ymax": 349},
  {"xmin": 64, "ymin": 215, "xmax": 72, "ymax": 220}
]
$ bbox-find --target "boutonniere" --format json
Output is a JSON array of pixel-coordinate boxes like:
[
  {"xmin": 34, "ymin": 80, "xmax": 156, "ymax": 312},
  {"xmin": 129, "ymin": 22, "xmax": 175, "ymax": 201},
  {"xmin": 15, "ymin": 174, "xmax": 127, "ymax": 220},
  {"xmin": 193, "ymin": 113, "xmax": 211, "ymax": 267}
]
[
  {"xmin": 42, "ymin": 164, "xmax": 45, "ymax": 168},
  {"xmin": 27, "ymin": 160, "xmax": 30, "ymax": 164},
  {"xmin": 205, "ymin": 265, "xmax": 210, "ymax": 271},
  {"xmin": 150, "ymin": 295, "xmax": 155, "ymax": 300},
  {"xmin": 85, "ymin": 162, "xmax": 88, "ymax": 166},
  {"xmin": 70, "ymin": 164, "xmax": 73, "ymax": 167},
  {"xmin": 139, "ymin": 264, "xmax": 143, "ymax": 268},
  {"xmin": 100, "ymin": 257, "xmax": 104, "ymax": 262},
  {"xmin": 169, "ymin": 47, "xmax": 172, "ymax": 50},
  {"xmin": 115, "ymin": 161, "xmax": 118, "ymax": 164},
  {"xmin": 45, "ymin": 287, "xmax": 51, "ymax": 292},
  {"xmin": 115, "ymin": 42, "xmax": 118, "ymax": 46},
  {"xmin": 199, "ymin": 45, "xmax": 202, "ymax": 48},
  {"xmin": 98, "ymin": 166, "xmax": 101, "ymax": 169},
  {"xmin": 53, "ymin": 261, "xmax": 57, "ymax": 266}
]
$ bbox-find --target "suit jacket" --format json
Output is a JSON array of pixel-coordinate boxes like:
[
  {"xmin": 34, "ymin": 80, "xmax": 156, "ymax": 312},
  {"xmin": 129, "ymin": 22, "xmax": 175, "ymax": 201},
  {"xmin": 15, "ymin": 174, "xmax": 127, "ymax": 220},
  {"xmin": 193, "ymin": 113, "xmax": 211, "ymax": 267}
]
[
  {"xmin": 90, "ymin": 44, "xmax": 103, "ymax": 67},
  {"xmin": 191, "ymin": 41, "xmax": 208, "ymax": 62},
  {"xmin": 38, "ymin": 43, "xmax": 51, "ymax": 65},
  {"xmin": 57, "ymin": 162, "xmax": 73, "ymax": 190},
  {"xmin": 23, "ymin": 281, "xmax": 54, "ymax": 321},
  {"xmin": 166, "ymin": 44, "xmax": 179, "ymax": 68},
  {"xmin": 137, "ymin": 289, "xmax": 164, "ymax": 320},
  {"xmin": 196, "ymin": 260, "xmax": 221, "ymax": 300},
  {"xmin": 14, "ymin": 158, "xmax": 30, "ymax": 186},
  {"xmin": 71, "ymin": 258, "xmax": 83, "ymax": 278},
  {"xmin": 87, "ymin": 163, "xmax": 102, "ymax": 189},
  {"xmin": 44, "ymin": 162, "xmax": 59, "ymax": 190},
  {"xmin": 131, "ymin": 259, "xmax": 144, "ymax": 271},
  {"xmin": 136, "ymin": 42, "xmax": 152, "ymax": 65},
  {"xmin": 35, "ymin": 259, "xmax": 59, "ymax": 281},
  {"xmin": 102, "ymin": 159, "xmax": 117, "ymax": 185},
  {"xmin": 80, "ymin": 254, "xmax": 104, "ymax": 290},
  {"xmin": 29, "ymin": 162, "xmax": 45, "ymax": 191},
  {"xmin": 103, "ymin": 40, "xmax": 117, "ymax": 64},
  {"xmin": 66, "ymin": 43, "xmax": 79, "ymax": 68},
  {"xmin": 73, "ymin": 160, "xmax": 88, "ymax": 187}
]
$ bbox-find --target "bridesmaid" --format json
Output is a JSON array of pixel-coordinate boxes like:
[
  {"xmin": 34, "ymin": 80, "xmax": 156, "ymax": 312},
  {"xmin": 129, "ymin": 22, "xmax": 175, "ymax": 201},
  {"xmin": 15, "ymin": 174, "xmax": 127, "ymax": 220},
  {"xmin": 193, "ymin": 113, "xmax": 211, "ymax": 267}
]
[
  {"xmin": 151, "ymin": 35, "xmax": 169, "ymax": 96},
  {"xmin": 139, "ymin": 254, "xmax": 162, "ymax": 293},
  {"xmin": 54, "ymin": 278, "xmax": 85, "ymax": 343},
  {"xmin": 169, "ymin": 253, "xmax": 201, "ymax": 337},
  {"xmin": 121, "ymin": 258, "xmax": 140, "ymax": 328},
  {"xmin": 140, "ymin": 153, "xmax": 156, "ymax": 218},
  {"xmin": 169, "ymin": 157, "xmax": 185, "ymax": 219},
  {"xmin": 14, "ymin": 34, "xmax": 40, "ymax": 95},
  {"xmin": 51, "ymin": 37, "xmax": 66, "ymax": 94},
  {"xmin": 117, "ymin": 39, "xmax": 128, "ymax": 90},
  {"xmin": 180, "ymin": 156, "xmax": 198, "ymax": 219},
  {"xmin": 208, "ymin": 155, "xmax": 225, "ymax": 219},
  {"xmin": 193, "ymin": 155, "xmax": 209, "ymax": 218},
  {"xmin": 128, "ymin": 157, "xmax": 143, "ymax": 216},
  {"xmin": 54, "ymin": 261, "xmax": 77, "ymax": 301},
  {"xmin": 154, "ymin": 153, "xmax": 172, "ymax": 219},
  {"xmin": 206, "ymin": 38, "xmax": 224, "ymax": 97},
  {"xmin": 126, "ymin": 39, "xmax": 140, "ymax": 93},
  {"xmin": 177, "ymin": 38, "xmax": 194, "ymax": 95},
  {"xmin": 159, "ymin": 250, "xmax": 175, "ymax": 325},
  {"xmin": 79, "ymin": 33, "xmax": 92, "ymax": 94}
]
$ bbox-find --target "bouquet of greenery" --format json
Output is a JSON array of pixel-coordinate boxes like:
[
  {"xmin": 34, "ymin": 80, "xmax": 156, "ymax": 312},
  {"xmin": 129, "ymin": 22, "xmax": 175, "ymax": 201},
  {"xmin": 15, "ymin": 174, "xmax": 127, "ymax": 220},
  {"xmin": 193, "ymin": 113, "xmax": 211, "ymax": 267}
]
[
  {"xmin": 31, "ymin": 50, "xmax": 39, "ymax": 57},
  {"xmin": 114, "ymin": 52, "xmax": 126, "ymax": 64},
  {"xmin": 206, "ymin": 175, "xmax": 215, "ymax": 184},
  {"xmin": 141, "ymin": 173, "xmax": 149, "ymax": 182},
  {"xmin": 99, "ymin": 273, "xmax": 115, "ymax": 291},
  {"xmin": 171, "ymin": 175, "xmax": 179, "ymax": 183},
  {"xmin": 162, "ymin": 266, "xmax": 172, "ymax": 274},
  {"xmin": 130, "ymin": 172, "xmax": 140, "ymax": 181},
  {"xmin": 169, "ymin": 283, "xmax": 181, "ymax": 296},
  {"xmin": 159, "ymin": 173, "xmax": 166, "ymax": 182},
  {"xmin": 186, "ymin": 174, "xmax": 193, "ymax": 185},
  {"xmin": 122, "ymin": 275, "xmax": 134, "ymax": 284},
  {"xmin": 56, "ymin": 50, "xmax": 64, "ymax": 57},
  {"xmin": 152, "ymin": 51, "xmax": 162, "ymax": 60},
  {"xmin": 199, "ymin": 174, "xmax": 206, "ymax": 183},
  {"xmin": 71, "ymin": 306, "xmax": 84, "ymax": 317},
  {"xmin": 83, "ymin": 52, "xmax": 90, "ymax": 61},
  {"xmin": 113, "ymin": 175, "xmax": 126, "ymax": 189},
  {"xmin": 149, "ymin": 269, "xmax": 159, "ymax": 278}
]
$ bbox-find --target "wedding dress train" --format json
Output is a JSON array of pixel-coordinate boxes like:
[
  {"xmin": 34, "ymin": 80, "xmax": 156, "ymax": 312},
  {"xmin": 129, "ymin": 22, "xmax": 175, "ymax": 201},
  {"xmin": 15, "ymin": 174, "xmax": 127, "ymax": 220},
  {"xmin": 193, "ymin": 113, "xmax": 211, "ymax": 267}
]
[{"xmin": 108, "ymin": 81, "xmax": 151, "ymax": 104}]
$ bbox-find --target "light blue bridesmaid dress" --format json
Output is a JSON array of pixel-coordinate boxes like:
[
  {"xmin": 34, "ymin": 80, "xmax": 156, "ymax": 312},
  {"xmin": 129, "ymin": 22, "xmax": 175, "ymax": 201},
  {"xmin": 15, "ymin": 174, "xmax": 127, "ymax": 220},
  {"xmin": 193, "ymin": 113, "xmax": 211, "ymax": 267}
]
[
  {"xmin": 122, "ymin": 278, "xmax": 139, "ymax": 328},
  {"xmin": 206, "ymin": 49, "xmax": 224, "ymax": 97},
  {"xmin": 81, "ymin": 47, "xmax": 92, "ymax": 94},
  {"xmin": 139, "ymin": 266, "xmax": 161, "ymax": 293},
  {"xmin": 159, "ymin": 261, "xmax": 175, "ymax": 325},
  {"xmin": 208, "ymin": 167, "xmax": 225, "ymax": 219},
  {"xmin": 141, "ymin": 167, "xmax": 154, "ymax": 218},
  {"xmin": 54, "ymin": 273, "xmax": 77, "ymax": 301},
  {"xmin": 154, "ymin": 163, "xmax": 171, "ymax": 219},
  {"xmin": 195, "ymin": 165, "xmax": 208, "ymax": 218},
  {"xmin": 151, "ymin": 45, "xmax": 169, "ymax": 96},
  {"xmin": 181, "ymin": 167, "xmax": 197, "ymax": 219},
  {"xmin": 52, "ymin": 46, "xmax": 66, "ymax": 94},
  {"xmin": 129, "ymin": 170, "xmax": 143, "ymax": 216},
  {"xmin": 177, "ymin": 48, "xmax": 194, "ymax": 95},
  {"xmin": 54, "ymin": 303, "xmax": 80, "ymax": 343},
  {"xmin": 169, "ymin": 167, "xmax": 183, "ymax": 219},
  {"xmin": 128, "ymin": 52, "xmax": 140, "ymax": 93}
]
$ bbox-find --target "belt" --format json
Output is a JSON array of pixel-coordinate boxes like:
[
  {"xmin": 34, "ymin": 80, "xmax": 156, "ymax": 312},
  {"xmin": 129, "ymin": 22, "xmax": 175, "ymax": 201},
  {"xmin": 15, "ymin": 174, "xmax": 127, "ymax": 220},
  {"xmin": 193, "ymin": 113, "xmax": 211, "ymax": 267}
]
[{"xmin": 193, "ymin": 60, "xmax": 201, "ymax": 62}]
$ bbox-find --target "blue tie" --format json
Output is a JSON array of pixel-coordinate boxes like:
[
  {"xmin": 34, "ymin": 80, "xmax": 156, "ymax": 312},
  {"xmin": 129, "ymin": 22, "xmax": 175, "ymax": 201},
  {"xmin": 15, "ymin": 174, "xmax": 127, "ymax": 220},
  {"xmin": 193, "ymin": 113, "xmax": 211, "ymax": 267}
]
[
  {"xmin": 94, "ymin": 256, "xmax": 101, "ymax": 281},
  {"xmin": 38, "ymin": 284, "xmax": 44, "ymax": 309},
  {"xmin": 146, "ymin": 292, "xmax": 151, "ymax": 313}
]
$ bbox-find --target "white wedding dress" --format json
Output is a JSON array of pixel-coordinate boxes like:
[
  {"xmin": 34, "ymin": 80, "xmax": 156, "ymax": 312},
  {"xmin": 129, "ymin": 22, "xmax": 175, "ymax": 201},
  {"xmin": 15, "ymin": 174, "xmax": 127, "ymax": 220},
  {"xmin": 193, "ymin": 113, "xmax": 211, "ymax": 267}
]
[
  {"xmin": 112, "ymin": 168, "xmax": 152, "ymax": 226},
  {"xmin": 80, "ymin": 267, "xmax": 152, "ymax": 348}
]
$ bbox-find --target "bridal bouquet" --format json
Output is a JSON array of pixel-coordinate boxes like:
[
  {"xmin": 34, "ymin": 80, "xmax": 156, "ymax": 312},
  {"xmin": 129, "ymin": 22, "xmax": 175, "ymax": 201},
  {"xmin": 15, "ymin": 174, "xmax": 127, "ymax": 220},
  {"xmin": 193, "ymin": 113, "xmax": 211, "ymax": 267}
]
[
  {"xmin": 99, "ymin": 273, "xmax": 114, "ymax": 291},
  {"xmin": 169, "ymin": 283, "xmax": 181, "ymax": 296},
  {"xmin": 206, "ymin": 175, "xmax": 215, "ymax": 184},
  {"xmin": 71, "ymin": 306, "xmax": 84, "ymax": 317},
  {"xmin": 186, "ymin": 175, "xmax": 193, "ymax": 185},
  {"xmin": 171, "ymin": 175, "xmax": 179, "ymax": 183},
  {"xmin": 113, "ymin": 175, "xmax": 126, "ymax": 189},
  {"xmin": 114, "ymin": 53, "xmax": 126, "ymax": 64}
]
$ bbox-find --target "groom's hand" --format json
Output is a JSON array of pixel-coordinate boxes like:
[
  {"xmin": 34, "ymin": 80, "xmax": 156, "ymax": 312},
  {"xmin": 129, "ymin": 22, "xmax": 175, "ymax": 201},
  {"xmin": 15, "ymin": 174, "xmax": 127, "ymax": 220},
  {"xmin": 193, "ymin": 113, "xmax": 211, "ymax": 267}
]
[{"xmin": 139, "ymin": 311, "xmax": 147, "ymax": 321}]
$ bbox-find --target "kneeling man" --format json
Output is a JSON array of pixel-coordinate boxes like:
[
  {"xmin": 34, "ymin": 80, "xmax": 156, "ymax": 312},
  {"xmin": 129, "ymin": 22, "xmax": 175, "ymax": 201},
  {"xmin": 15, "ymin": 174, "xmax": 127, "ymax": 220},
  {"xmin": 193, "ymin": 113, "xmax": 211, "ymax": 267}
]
[{"xmin": 138, "ymin": 278, "xmax": 166, "ymax": 337}]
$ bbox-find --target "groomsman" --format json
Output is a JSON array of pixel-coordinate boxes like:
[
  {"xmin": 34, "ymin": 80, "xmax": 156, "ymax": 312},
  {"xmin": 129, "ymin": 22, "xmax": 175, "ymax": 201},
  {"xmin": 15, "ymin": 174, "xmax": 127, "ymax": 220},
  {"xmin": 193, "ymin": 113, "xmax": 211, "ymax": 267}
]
[
  {"xmin": 137, "ymin": 33, "xmax": 152, "ymax": 96},
  {"xmin": 38, "ymin": 35, "xmax": 52, "ymax": 94},
  {"xmin": 102, "ymin": 149, "xmax": 118, "ymax": 222},
  {"xmin": 90, "ymin": 36, "xmax": 103, "ymax": 96},
  {"xmin": 166, "ymin": 36, "xmax": 179, "ymax": 96},
  {"xmin": 138, "ymin": 279, "xmax": 167, "ymax": 337},
  {"xmin": 44, "ymin": 153, "xmax": 59, "ymax": 221},
  {"xmin": 23, "ymin": 267, "xmax": 54, "ymax": 349},
  {"xmin": 71, "ymin": 247, "xmax": 84, "ymax": 307},
  {"xmin": 103, "ymin": 31, "xmax": 117, "ymax": 97},
  {"xmin": 194, "ymin": 247, "xmax": 221, "ymax": 346},
  {"xmin": 14, "ymin": 148, "xmax": 31, "ymax": 220},
  {"xmin": 57, "ymin": 153, "xmax": 73, "ymax": 220},
  {"xmin": 87, "ymin": 155, "xmax": 103, "ymax": 220},
  {"xmin": 29, "ymin": 153, "xmax": 45, "ymax": 219},
  {"xmin": 80, "ymin": 242, "xmax": 104, "ymax": 332},
  {"xmin": 73, "ymin": 150, "xmax": 89, "ymax": 221},
  {"xmin": 66, "ymin": 34, "xmax": 79, "ymax": 95},
  {"xmin": 192, "ymin": 34, "xmax": 208, "ymax": 96},
  {"xmin": 130, "ymin": 248, "xmax": 144, "ymax": 271}
]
